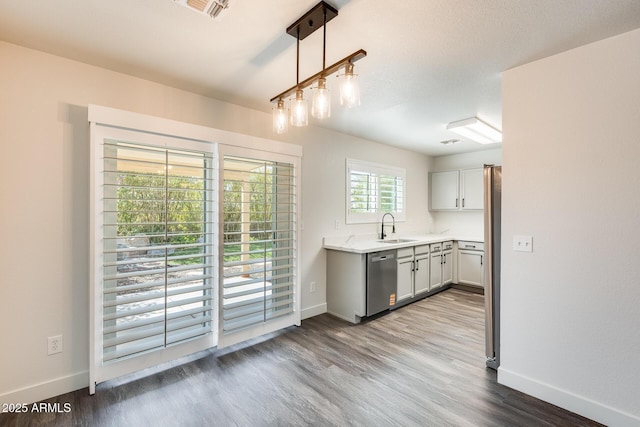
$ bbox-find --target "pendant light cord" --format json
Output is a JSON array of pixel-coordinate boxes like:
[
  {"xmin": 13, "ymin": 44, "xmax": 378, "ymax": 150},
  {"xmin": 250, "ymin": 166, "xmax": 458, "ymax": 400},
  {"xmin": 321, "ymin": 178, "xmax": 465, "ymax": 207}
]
[
  {"xmin": 322, "ymin": 8, "xmax": 326, "ymax": 69},
  {"xmin": 296, "ymin": 27, "xmax": 300, "ymax": 85}
]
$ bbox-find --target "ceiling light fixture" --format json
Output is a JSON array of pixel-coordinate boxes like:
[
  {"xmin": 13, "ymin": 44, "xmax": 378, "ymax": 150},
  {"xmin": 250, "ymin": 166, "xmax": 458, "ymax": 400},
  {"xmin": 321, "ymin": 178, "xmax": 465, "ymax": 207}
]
[
  {"xmin": 447, "ymin": 117, "xmax": 502, "ymax": 144},
  {"xmin": 272, "ymin": 98, "xmax": 288, "ymax": 134},
  {"xmin": 337, "ymin": 62, "xmax": 360, "ymax": 108},
  {"xmin": 270, "ymin": 1, "xmax": 366, "ymax": 133}
]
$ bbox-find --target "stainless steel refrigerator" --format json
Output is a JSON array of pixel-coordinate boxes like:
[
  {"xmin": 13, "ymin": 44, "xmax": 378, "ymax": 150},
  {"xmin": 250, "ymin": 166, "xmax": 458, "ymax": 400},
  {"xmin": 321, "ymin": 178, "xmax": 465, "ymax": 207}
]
[{"xmin": 484, "ymin": 165, "xmax": 501, "ymax": 370}]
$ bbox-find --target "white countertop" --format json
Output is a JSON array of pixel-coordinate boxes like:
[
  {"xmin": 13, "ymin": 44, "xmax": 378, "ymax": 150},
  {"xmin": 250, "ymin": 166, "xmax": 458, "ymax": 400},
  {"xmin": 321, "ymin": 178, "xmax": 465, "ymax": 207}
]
[{"xmin": 323, "ymin": 233, "xmax": 483, "ymax": 254}]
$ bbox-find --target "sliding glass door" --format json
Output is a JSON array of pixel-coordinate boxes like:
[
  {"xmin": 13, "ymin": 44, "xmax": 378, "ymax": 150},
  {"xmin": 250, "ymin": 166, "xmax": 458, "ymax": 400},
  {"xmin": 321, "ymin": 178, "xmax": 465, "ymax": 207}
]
[
  {"xmin": 90, "ymin": 106, "xmax": 301, "ymax": 392},
  {"xmin": 219, "ymin": 150, "xmax": 300, "ymax": 347},
  {"xmin": 102, "ymin": 140, "xmax": 215, "ymax": 362},
  {"xmin": 91, "ymin": 124, "xmax": 218, "ymax": 390}
]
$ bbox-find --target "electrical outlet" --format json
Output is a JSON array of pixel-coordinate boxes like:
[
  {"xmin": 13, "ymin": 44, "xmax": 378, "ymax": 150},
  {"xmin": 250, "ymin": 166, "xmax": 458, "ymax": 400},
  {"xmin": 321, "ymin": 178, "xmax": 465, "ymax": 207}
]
[
  {"xmin": 48, "ymin": 335, "xmax": 63, "ymax": 355},
  {"xmin": 310, "ymin": 281, "xmax": 317, "ymax": 293}
]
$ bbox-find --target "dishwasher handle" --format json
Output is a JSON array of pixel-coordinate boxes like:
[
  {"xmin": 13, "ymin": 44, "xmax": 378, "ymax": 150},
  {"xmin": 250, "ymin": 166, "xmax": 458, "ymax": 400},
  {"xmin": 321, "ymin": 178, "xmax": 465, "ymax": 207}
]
[{"xmin": 370, "ymin": 253, "xmax": 395, "ymax": 262}]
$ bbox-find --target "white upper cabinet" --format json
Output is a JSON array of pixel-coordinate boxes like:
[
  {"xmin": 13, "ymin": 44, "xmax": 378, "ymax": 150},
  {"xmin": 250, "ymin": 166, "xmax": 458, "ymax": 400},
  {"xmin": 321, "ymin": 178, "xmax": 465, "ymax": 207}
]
[
  {"xmin": 430, "ymin": 168, "xmax": 483, "ymax": 211},
  {"xmin": 430, "ymin": 170, "xmax": 460, "ymax": 210},
  {"xmin": 461, "ymin": 168, "xmax": 484, "ymax": 210}
]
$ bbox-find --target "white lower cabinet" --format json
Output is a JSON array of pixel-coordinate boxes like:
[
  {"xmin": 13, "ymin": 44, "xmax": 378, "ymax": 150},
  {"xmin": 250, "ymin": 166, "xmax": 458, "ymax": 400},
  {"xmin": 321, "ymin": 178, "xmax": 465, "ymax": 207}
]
[
  {"xmin": 397, "ymin": 250, "xmax": 415, "ymax": 302},
  {"xmin": 414, "ymin": 250, "xmax": 430, "ymax": 295},
  {"xmin": 457, "ymin": 241, "xmax": 484, "ymax": 288},
  {"xmin": 430, "ymin": 241, "xmax": 453, "ymax": 290},
  {"xmin": 396, "ymin": 245, "xmax": 431, "ymax": 302}
]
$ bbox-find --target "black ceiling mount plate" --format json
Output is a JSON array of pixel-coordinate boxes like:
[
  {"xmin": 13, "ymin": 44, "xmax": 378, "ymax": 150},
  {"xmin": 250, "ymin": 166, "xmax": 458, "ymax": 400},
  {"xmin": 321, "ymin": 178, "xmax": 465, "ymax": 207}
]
[{"xmin": 286, "ymin": 1, "xmax": 338, "ymax": 40}]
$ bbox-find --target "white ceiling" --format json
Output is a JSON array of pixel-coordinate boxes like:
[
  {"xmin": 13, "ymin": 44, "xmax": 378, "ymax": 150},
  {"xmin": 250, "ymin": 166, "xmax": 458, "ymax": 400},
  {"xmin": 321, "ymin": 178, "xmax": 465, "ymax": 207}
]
[{"xmin": 2, "ymin": 0, "xmax": 640, "ymax": 156}]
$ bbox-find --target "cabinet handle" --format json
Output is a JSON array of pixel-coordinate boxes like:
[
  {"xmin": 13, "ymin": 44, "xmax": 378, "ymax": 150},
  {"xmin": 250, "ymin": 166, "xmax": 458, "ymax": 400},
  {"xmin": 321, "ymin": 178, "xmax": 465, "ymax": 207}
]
[
  {"xmin": 462, "ymin": 198, "xmax": 465, "ymax": 208},
  {"xmin": 412, "ymin": 260, "xmax": 415, "ymax": 272},
  {"xmin": 416, "ymin": 259, "xmax": 419, "ymax": 271},
  {"xmin": 455, "ymin": 198, "xmax": 459, "ymax": 208},
  {"xmin": 480, "ymin": 255, "xmax": 483, "ymax": 266},
  {"xmin": 465, "ymin": 244, "xmax": 475, "ymax": 248}
]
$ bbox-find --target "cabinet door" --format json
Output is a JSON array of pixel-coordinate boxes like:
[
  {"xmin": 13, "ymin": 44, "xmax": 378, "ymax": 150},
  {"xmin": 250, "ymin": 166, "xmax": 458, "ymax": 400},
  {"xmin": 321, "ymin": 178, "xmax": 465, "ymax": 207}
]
[
  {"xmin": 431, "ymin": 170, "xmax": 460, "ymax": 210},
  {"xmin": 430, "ymin": 253, "xmax": 442, "ymax": 289},
  {"xmin": 461, "ymin": 168, "xmax": 484, "ymax": 210},
  {"xmin": 414, "ymin": 254, "xmax": 430, "ymax": 295},
  {"xmin": 442, "ymin": 252, "xmax": 453, "ymax": 285},
  {"xmin": 458, "ymin": 250, "xmax": 484, "ymax": 287},
  {"xmin": 397, "ymin": 257, "xmax": 414, "ymax": 301}
]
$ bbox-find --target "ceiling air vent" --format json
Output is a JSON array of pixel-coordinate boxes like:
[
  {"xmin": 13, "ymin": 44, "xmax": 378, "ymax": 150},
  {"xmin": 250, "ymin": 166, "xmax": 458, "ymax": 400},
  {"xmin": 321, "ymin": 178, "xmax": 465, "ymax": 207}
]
[{"xmin": 174, "ymin": 0, "xmax": 230, "ymax": 18}]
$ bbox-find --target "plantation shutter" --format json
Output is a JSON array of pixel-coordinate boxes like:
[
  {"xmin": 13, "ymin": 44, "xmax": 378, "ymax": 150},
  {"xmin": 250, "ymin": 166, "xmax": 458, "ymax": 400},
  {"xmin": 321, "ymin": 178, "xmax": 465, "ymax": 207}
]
[
  {"xmin": 219, "ymin": 153, "xmax": 299, "ymax": 347},
  {"xmin": 101, "ymin": 140, "xmax": 215, "ymax": 363},
  {"xmin": 346, "ymin": 159, "xmax": 406, "ymax": 224}
]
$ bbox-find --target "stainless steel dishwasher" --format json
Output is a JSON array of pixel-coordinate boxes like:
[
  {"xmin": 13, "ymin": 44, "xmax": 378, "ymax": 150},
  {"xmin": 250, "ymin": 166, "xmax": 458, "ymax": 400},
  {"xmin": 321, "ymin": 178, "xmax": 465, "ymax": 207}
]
[{"xmin": 366, "ymin": 249, "xmax": 398, "ymax": 316}]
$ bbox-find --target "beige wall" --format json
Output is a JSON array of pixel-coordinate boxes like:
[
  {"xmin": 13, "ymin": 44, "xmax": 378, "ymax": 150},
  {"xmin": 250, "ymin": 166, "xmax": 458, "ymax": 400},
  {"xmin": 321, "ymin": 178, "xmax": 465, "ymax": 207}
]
[
  {"xmin": 501, "ymin": 28, "xmax": 640, "ymax": 425},
  {"xmin": 0, "ymin": 41, "xmax": 433, "ymax": 404}
]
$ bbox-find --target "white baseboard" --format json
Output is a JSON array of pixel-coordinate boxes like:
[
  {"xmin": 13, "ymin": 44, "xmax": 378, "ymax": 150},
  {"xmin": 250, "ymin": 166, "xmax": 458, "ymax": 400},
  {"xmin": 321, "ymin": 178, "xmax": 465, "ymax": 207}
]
[
  {"xmin": 0, "ymin": 371, "xmax": 89, "ymax": 406},
  {"xmin": 498, "ymin": 367, "xmax": 640, "ymax": 427},
  {"xmin": 301, "ymin": 303, "xmax": 327, "ymax": 320}
]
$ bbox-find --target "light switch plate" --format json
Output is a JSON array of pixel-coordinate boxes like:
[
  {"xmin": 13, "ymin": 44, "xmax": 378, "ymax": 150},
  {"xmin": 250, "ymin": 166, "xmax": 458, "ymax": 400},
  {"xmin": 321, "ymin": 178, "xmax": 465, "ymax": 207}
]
[{"xmin": 513, "ymin": 235, "xmax": 533, "ymax": 252}]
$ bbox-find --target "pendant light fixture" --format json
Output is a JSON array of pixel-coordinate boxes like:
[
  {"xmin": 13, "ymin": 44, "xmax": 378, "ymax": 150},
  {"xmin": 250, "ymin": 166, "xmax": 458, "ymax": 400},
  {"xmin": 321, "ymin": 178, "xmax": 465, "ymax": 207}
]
[
  {"xmin": 272, "ymin": 98, "xmax": 288, "ymax": 134},
  {"xmin": 290, "ymin": 89, "xmax": 308, "ymax": 127},
  {"xmin": 271, "ymin": 1, "xmax": 366, "ymax": 133},
  {"xmin": 337, "ymin": 62, "xmax": 360, "ymax": 108},
  {"xmin": 312, "ymin": 77, "xmax": 331, "ymax": 119}
]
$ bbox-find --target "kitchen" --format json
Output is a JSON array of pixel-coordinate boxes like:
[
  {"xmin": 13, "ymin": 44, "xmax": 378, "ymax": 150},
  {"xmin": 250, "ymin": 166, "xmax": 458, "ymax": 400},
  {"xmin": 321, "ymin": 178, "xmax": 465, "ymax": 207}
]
[{"xmin": 1, "ymin": 1, "xmax": 639, "ymax": 426}]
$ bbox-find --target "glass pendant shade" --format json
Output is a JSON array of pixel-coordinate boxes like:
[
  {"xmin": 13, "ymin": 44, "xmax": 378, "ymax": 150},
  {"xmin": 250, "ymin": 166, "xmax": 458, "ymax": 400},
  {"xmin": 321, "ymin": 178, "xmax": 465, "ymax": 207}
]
[
  {"xmin": 272, "ymin": 98, "xmax": 288, "ymax": 134},
  {"xmin": 290, "ymin": 89, "xmax": 308, "ymax": 127},
  {"xmin": 311, "ymin": 77, "xmax": 331, "ymax": 119},
  {"xmin": 338, "ymin": 63, "xmax": 360, "ymax": 108}
]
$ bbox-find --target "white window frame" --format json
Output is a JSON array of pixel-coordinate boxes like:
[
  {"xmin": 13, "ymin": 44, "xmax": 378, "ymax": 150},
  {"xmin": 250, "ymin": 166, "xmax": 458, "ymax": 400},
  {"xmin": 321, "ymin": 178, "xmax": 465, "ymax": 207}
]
[{"xmin": 346, "ymin": 158, "xmax": 406, "ymax": 224}]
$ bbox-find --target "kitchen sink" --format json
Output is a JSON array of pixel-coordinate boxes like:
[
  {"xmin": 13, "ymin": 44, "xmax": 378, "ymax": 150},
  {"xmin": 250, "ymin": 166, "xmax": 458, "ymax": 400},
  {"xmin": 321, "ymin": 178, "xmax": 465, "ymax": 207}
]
[{"xmin": 377, "ymin": 238, "xmax": 416, "ymax": 244}]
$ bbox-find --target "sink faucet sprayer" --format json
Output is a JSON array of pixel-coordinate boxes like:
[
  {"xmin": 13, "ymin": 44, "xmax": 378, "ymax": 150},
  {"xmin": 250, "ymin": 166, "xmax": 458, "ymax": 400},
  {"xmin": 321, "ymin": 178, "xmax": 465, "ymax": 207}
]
[{"xmin": 380, "ymin": 213, "xmax": 395, "ymax": 240}]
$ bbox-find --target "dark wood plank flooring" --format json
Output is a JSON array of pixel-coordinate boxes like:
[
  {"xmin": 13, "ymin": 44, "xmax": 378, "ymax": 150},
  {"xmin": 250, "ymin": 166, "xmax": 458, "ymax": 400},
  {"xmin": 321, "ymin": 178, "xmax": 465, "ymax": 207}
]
[{"xmin": 1, "ymin": 289, "xmax": 601, "ymax": 426}]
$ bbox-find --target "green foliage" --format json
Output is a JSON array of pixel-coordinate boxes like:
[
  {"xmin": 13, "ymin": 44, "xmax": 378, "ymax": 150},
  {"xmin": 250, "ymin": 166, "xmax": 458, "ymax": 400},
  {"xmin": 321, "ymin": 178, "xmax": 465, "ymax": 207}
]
[
  {"xmin": 223, "ymin": 166, "xmax": 274, "ymax": 244},
  {"xmin": 117, "ymin": 173, "xmax": 206, "ymax": 246}
]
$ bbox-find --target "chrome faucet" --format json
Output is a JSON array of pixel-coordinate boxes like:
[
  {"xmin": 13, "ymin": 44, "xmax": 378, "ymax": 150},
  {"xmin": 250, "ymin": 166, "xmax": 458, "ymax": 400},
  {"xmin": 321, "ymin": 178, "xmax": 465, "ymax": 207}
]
[{"xmin": 380, "ymin": 213, "xmax": 396, "ymax": 240}]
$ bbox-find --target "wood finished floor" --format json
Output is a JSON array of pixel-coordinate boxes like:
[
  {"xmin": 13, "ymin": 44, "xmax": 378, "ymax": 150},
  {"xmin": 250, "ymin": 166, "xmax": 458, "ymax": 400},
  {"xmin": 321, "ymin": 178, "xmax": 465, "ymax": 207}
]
[{"xmin": 1, "ymin": 289, "xmax": 602, "ymax": 427}]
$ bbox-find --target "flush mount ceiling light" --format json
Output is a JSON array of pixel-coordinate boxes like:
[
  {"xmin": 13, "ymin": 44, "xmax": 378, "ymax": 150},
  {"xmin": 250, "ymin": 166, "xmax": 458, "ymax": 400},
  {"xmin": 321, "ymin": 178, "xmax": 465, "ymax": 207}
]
[
  {"xmin": 447, "ymin": 117, "xmax": 502, "ymax": 144},
  {"xmin": 174, "ymin": 0, "xmax": 230, "ymax": 18},
  {"xmin": 270, "ymin": 1, "xmax": 367, "ymax": 133}
]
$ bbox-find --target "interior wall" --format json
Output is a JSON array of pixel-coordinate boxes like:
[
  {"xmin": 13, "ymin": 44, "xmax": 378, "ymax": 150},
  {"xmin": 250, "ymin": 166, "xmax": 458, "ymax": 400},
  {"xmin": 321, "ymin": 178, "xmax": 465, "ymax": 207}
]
[
  {"xmin": 299, "ymin": 127, "xmax": 434, "ymax": 317},
  {"xmin": 430, "ymin": 149, "xmax": 502, "ymax": 239},
  {"xmin": 500, "ymin": 29, "xmax": 640, "ymax": 425},
  {"xmin": 0, "ymin": 41, "xmax": 432, "ymax": 405}
]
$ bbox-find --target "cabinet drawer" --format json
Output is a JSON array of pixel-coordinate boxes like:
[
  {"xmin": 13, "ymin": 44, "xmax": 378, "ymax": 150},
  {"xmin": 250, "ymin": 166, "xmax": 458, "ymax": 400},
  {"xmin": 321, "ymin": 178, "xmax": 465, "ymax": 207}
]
[
  {"xmin": 414, "ymin": 244, "xmax": 430, "ymax": 256},
  {"xmin": 397, "ymin": 247, "xmax": 414, "ymax": 259},
  {"xmin": 430, "ymin": 242, "xmax": 442, "ymax": 252},
  {"xmin": 458, "ymin": 241, "xmax": 484, "ymax": 251},
  {"xmin": 443, "ymin": 241, "xmax": 453, "ymax": 251}
]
